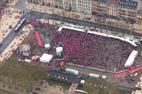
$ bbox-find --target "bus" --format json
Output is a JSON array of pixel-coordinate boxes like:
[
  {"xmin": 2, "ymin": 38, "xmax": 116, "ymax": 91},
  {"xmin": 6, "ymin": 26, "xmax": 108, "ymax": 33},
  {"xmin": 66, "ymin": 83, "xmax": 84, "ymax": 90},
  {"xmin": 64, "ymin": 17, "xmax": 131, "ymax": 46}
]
[{"xmin": 14, "ymin": 18, "xmax": 26, "ymax": 33}]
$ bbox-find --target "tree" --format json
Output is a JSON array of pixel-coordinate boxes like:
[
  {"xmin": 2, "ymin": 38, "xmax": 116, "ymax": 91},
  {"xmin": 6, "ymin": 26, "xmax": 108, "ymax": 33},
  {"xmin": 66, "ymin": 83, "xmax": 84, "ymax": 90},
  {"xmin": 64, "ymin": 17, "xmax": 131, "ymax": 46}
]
[
  {"xmin": 0, "ymin": 58, "xmax": 48, "ymax": 92},
  {"xmin": 83, "ymin": 78, "xmax": 127, "ymax": 94}
]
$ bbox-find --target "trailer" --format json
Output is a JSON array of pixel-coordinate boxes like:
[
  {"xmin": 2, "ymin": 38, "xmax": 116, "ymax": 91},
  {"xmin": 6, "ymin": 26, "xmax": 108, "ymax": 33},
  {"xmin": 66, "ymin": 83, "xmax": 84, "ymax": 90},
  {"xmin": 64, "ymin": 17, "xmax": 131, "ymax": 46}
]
[
  {"xmin": 65, "ymin": 68, "xmax": 79, "ymax": 75},
  {"xmin": 89, "ymin": 73, "xmax": 100, "ymax": 78}
]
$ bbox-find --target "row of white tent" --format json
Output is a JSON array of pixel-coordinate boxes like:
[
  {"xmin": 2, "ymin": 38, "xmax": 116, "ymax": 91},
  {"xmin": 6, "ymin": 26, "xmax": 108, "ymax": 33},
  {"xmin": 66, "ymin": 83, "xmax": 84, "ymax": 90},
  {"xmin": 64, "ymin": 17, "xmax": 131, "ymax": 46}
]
[{"xmin": 124, "ymin": 50, "xmax": 138, "ymax": 68}]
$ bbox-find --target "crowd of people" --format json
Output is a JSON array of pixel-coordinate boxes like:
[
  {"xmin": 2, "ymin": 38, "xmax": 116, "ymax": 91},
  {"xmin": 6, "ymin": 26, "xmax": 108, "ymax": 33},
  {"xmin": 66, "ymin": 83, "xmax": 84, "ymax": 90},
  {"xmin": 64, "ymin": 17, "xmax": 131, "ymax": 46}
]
[
  {"xmin": 32, "ymin": 20, "xmax": 135, "ymax": 71},
  {"xmin": 49, "ymin": 28, "xmax": 135, "ymax": 71}
]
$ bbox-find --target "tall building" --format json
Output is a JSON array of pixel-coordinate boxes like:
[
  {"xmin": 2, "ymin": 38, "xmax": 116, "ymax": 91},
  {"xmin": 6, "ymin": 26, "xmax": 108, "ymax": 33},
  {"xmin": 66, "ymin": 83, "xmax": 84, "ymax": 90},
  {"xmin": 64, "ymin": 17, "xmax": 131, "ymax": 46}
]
[
  {"xmin": 91, "ymin": 0, "xmax": 138, "ymax": 19},
  {"xmin": 77, "ymin": 0, "xmax": 92, "ymax": 14},
  {"xmin": 27, "ymin": 0, "xmax": 92, "ymax": 14},
  {"xmin": 118, "ymin": 0, "xmax": 138, "ymax": 19},
  {"xmin": 92, "ymin": 0, "xmax": 108, "ymax": 16}
]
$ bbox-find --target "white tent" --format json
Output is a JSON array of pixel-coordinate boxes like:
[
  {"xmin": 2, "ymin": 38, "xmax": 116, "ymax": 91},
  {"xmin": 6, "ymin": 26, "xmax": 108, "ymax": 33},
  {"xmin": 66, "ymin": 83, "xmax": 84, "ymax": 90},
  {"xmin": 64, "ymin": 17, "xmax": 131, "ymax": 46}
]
[
  {"xmin": 56, "ymin": 47, "xmax": 63, "ymax": 53},
  {"xmin": 124, "ymin": 50, "xmax": 138, "ymax": 68},
  {"xmin": 40, "ymin": 53, "xmax": 53, "ymax": 63},
  {"xmin": 44, "ymin": 43, "xmax": 51, "ymax": 49},
  {"xmin": 56, "ymin": 47, "xmax": 63, "ymax": 57}
]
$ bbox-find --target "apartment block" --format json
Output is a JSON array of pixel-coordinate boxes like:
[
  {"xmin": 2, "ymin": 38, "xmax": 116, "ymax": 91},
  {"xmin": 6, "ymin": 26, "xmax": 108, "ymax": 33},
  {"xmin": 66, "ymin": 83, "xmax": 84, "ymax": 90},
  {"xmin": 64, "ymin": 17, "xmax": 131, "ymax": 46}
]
[
  {"xmin": 92, "ymin": 0, "xmax": 108, "ymax": 16},
  {"xmin": 77, "ymin": 0, "xmax": 92, "ymax": 14},
  {"xmin": 92, "ymin": 0, "xmax": 138, "ymax": 19},
  {"xmin": 27, "ymin": 0, "xmax": 91, "ymax": 14}
]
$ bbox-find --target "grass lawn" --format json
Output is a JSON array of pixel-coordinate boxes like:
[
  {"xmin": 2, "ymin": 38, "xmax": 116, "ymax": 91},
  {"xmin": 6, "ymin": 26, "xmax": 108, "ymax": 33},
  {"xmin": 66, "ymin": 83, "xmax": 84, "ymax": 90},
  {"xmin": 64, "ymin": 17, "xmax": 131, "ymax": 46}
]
[{"xmin": 0, "ymin": 89, "xmax": 15, "ymax": 94}]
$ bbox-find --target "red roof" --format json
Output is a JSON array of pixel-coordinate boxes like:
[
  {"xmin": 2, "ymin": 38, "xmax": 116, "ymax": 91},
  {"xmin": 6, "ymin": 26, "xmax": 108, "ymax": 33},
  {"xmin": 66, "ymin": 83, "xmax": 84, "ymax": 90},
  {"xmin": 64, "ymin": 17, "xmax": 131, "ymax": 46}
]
[{"xmin": 34, "ymin": 31, "xmax": 44, "ymax": 48}]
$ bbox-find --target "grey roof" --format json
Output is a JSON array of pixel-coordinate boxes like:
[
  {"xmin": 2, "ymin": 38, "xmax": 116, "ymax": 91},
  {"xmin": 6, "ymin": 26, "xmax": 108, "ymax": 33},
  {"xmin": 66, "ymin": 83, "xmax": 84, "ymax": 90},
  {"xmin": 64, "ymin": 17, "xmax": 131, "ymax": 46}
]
[{"xmin": 118, "ymin": 0, "xmax": 138, "ymax": 10}]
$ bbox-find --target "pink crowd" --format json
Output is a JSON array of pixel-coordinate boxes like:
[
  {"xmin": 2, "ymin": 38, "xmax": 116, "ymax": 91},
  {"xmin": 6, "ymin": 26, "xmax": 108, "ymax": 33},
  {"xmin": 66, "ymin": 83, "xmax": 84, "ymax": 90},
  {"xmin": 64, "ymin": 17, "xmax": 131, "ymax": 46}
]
[
  {"xmin": 30, "ymin": 19, "xmax": 135, "ymax": 71},
  {"xmin": 50, "ymin": 28, "xmax": 135, "ymax": 71}
]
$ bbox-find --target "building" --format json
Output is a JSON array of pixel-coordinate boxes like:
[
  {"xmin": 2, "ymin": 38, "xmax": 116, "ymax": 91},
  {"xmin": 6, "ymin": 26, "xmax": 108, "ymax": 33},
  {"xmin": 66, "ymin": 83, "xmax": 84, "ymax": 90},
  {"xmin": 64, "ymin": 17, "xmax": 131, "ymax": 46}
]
[
  {"xmin": 92, "ymin": 0, "xmax": 138, "ymax": 19},
  {"xmin": 27, "ymin": 0, "xmax": 92, "ymax": 14},
  {"xmin": 77, "ymin": 0, "xmax": 92, "ymax": 14},
  {"xmin": 118, "ymin": 0, "xmax": 138, "ymax": 19},
  {"xmin": 90, "ymin": 0, "xmax": 142, "ymax": 32},
  {"xmin": 92, "ymin": 0, "xmax": 108, "ymax": 16}
]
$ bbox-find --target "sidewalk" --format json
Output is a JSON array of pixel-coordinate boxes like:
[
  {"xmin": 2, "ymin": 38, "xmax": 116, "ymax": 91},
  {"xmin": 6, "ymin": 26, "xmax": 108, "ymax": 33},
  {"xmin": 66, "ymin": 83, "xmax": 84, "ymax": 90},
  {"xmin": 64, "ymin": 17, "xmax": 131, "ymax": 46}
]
[
  {"xmin": 0, "ymin": 25, "xmax": 33, "ymax": 62},
  {"xmin": 0, "ymin": 8, "xmax": 21, "ymax": 43}
]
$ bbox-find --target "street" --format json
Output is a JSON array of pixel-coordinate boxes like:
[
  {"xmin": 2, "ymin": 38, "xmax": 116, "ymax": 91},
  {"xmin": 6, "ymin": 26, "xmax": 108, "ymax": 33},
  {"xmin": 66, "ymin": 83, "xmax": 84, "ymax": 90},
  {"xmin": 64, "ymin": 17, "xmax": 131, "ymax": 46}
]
[{"xmin": 26, "ymin": 11, "xmax": 142, "ymax": 37}]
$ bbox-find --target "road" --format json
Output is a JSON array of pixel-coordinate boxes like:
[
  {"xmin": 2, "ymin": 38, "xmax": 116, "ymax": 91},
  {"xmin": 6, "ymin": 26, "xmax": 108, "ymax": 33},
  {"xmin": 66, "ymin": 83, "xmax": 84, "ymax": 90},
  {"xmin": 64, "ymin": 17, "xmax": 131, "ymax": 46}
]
[
  {"xmin": 26, "ymin": 11, "xmax": 142, "ymax": 37},
  {"xmin": 0, "ymin": 17, "xmax": 25, "ymax": 54},
  {"xmin": 0, "ymin": 32, "xmax": 16, "ymax": 53}
]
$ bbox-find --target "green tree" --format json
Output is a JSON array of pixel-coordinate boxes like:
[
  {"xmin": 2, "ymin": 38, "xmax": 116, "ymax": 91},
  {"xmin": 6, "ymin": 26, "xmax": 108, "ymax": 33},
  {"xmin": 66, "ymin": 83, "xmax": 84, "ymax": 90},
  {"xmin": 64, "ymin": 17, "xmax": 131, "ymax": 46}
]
[
  {"xmin": 0, "ymin": 58, "xmax": 48, "ymax": 92},
  {"xmin": 83, "ymin": 78, "xmax": 127, "ymax": 94}
]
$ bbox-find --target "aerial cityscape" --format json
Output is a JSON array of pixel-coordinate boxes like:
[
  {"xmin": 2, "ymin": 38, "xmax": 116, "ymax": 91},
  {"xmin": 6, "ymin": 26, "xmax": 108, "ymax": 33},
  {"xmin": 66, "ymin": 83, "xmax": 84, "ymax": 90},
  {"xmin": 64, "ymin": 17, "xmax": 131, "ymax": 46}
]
[{"xmin": 0, "ymin": 0, "xmax": 142, "ymax": 94}]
